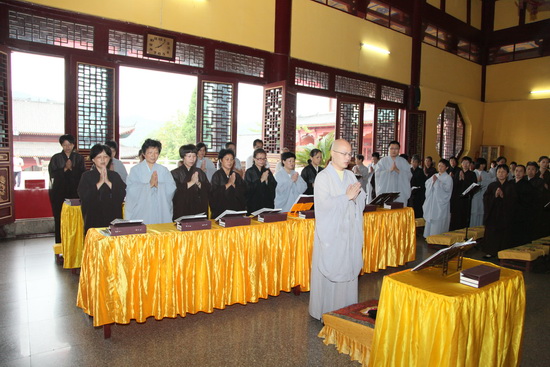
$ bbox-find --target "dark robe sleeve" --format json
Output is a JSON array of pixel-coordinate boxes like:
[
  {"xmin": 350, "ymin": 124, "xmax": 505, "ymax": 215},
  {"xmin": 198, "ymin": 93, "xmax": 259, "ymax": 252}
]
[
  {"xmin": 210, "ymin": 170, "xmax": 247, "ymax": 219},
  {"xmin": 171, "ymin": 167, "xmax": 211, "ymax": 219},
  {"xmin": 245, "ymin": 166, "xmax": 277, "ymax": 214},
  {"xmin": 301, "ymin": 165, "xmax": 315, "ymax": 195}
]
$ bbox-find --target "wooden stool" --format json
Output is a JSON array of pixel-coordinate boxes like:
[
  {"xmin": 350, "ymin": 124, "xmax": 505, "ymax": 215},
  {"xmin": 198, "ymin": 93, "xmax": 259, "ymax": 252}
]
[{"xmin": 498, "ymin": 243, "xmax": 548, "ymax": 272}]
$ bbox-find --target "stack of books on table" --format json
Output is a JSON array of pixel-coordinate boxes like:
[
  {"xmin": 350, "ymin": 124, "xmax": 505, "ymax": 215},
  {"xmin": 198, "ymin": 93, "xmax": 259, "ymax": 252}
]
[
  {"xmin": 175, "ymin": 213, "xmax": 211, "ymax": 231},
  {"xmin": 298, "ymin": 210, "xmax": 315, "ymax": 219},
  {"xmin": 109, "ymin": 219, "xmax": 146, "ymax": 236},
  {"xmin": 460, "ymin": 264, "xmax": 500, "ymax": 288},
  {"xmin": 252, "ymin": 208, "xmax": 286, "ymax": 223},
  {"xmin": 215, "ymin": 210, "xmax": 251, "ymax": 228}
]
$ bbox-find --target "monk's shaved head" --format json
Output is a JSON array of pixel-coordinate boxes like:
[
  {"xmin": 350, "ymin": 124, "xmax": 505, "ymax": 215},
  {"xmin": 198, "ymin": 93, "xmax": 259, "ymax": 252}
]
[
  {"xmin": 331, "ymin": 139, "xmax": 352, "ymax": 171},
  {"xmin": 331, "ymin": 139, "xmax": 351, "ymax": 153}
]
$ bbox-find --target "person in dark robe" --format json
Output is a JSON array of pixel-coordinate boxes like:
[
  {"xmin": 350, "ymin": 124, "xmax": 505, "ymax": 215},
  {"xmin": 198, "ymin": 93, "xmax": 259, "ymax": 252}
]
[
  {"xmin": 423, "ymin": 156, "xmax": 437, "ymax": 179},
  {"xmin": 244, "ymin": 148, "xmax": 276, "ymax": 215},
  {"xmin": 449, "ymin": 156, "xmax": 477, "ymax": 230},
  {"xmin": 77, "ymin": 144, "xmax": 126, "ymax": 234},
  {"xmin": 171, "ymin": 144, "xmax": 211, "ymax": 219},
  {"xmin": 482, "ymin": 164, "xmax": 518, "ymax": 258},
  {"xmin": 210, "ymin": 149, "xmax": 247, "ymax": 219},
  {"xmin": 409, "ymin": 154, "xmax": 427, "ymax": 218},
  {"xmin": 530, "ymin": 159, "xmax": 550, "ymax": 237},
  {"xmin": 301, "ymin": 149, "xmax": 324, "ymax": 195},
  {"xmin": 48, "ymin": 134, "xmax": 86, "ymax": 244},
  {"xmin": 538, "ymin": 155, "xmax": 550, "ymax": 189},
  {"xmin": 512, "ymin": 165, "xmax": 537, "ymax": 246},
  {"xmin": 447, "ymin": 156, "xmax": 461, "ymax": 178}
]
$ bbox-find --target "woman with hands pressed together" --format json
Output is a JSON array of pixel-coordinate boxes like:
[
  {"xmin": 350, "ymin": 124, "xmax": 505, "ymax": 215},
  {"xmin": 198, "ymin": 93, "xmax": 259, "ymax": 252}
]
[
  {"xmin": 210, "ymin": 149, "xmax": 247, "ymax": 219},
  {"xmin": 78, "ymin": 144, "xmax": 126, "ymax": 234}
]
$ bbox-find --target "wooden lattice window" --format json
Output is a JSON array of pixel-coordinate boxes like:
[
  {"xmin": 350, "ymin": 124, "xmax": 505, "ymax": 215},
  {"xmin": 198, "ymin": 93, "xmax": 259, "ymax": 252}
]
[
  {"xmin": 436, "ymin": 103, "xmax": 465, "ymax": 159},
  {"xmin": 406, "ymin": 111, "xmax": 426, "ymax": 158},
  {"xmin": 294, "ymin": 67, "xmax": 329, "ymax": 90},
  {"xmin": 198, "ymin": 80, "xmax": 234, "ymax": 153},
  {"xmin": 375, "ymin": 108, "xmax": 398, "ymax": 154},
  {"xmin": 214, "ymin": 50, "xmax": 264, "ymax": 78},
  {"xmin": 337, "ymin": 101, "xmax": 361, "ymax": 153},
  {"xmin": 380, "ymin": 85, "xmax": 405, "ymax": 104},
  {"xmin": 335, "ymin": 75, "xmax": 376, "ymax": 99},
  {"xmin": 8, "ymin": 10, "xmax": 94, "ymax": 51},
  {"xmin": 107, "ymin": 30, "xmax": 205, "ymax": 67},
  {"xmin": 77, "ymin": 63, "xmax": 114, "ymax": 150},
  {"xmin": 263, "ymin": 85, "xmax": 284, "ymax": 154},
  {"xmin": 0, "ymin": 52, "xmax": 9, "ymax": 148}
]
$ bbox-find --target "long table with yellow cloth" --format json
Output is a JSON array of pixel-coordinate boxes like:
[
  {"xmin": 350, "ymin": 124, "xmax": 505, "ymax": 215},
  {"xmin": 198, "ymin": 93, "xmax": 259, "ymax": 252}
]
[
  {"xmin": 76, "ymin": 208, "xmax": 416, "ymax": 327},
  {"xmin": 368, "ymin": 258, "xmax": 525, "ymax": 367}
]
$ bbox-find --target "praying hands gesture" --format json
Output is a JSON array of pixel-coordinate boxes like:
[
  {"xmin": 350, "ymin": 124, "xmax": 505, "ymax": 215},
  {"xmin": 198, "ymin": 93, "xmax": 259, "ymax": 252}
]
[
  {"xmin": 459, "ymin": 170, "xmax": 465, "ymax": 180},
  {"xmin": 200, "ymin": 159, "xmax": 207, "ymax": 172},
  {"xmin": 390, "ymin": 161, "xmax": 399, "ymax": 173},
  {"xmin": 96, "ymin": 167, "xmax": 112, "ymax": 189},
  {"xmin": 260, "ymin": 170, "xmax": 269, "ymax": 183},
  {"xmin": 64, "ymin": 159, "xmax": 72, "ymax": 172},
  {"xmin": 495, "ymin": 187, "xmax": 504, "ymax": 198},
  {"xmin": 291, "ymin": 172, "xmax": 299, "ymax": 182},
  {"xmin": 187, "ymin": 171, "xmax": 200, "ymax": 189},
  {"xmin": 346, "ymin": 182, "xmax": 362, "ymax": 201},
  {"xmin": 432, "ymin": 174, "xmax": 438, "ymax": 183},
  {"xmin": 150, "ymin": 171, "xmax": 159, "ymax": 188},
  {"xmin": 225, "ymin": 172, "xmax": 236, "ymax": 189}
]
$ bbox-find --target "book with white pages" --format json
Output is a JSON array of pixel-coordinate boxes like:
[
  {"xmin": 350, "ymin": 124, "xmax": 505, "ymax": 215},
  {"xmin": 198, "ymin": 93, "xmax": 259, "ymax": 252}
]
[
  {"xmin": 461, "ymin": 182, "xmax": 481, "ymax": 196},
  {"xmin": 110, "ymin": 218, "xmax": 144, "ymax": 226},
  {"xmin": 174, "ymin": 213, "xmax": 207, "ymax": 222},
  {"xmin": 214, "ymin": 210, "xmax": 248, "ymax": 222},
  {"xmin": 250, "ymin": 208, "xmax": 282, "ymax": 217}
]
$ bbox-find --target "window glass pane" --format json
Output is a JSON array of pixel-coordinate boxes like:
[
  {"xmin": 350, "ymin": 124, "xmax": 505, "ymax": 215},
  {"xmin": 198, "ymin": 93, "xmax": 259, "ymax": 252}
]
[
  {"xmin": 295, "ymin": 93, "xmax": 336, "ymax": 170},
  {"xmin": 424, "ymin": 24, "xmax": 438, "ymax": 46},
  {"xmin": 119, "ymin": 66, "xmax": 197, "ymax": 169},
  {"xmin": 367, "ymin": 0, "xmax": 390, "ymax": 27},
  {"xmin": 11, "ymin": 52, "xmax": 65, "ymax": 189},
  {"xmin": 362, "ymin": 103, "xmax": 375, "ymax": 164},
  {"xmin": 237, "ymin": 83, "xmax": 263, "ymax": 165}
]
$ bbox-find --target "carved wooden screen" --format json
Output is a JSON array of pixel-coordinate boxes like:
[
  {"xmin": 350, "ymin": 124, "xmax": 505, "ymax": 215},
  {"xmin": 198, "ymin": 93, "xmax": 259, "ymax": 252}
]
[
  {"xmin": 76, "ymin": 62, "xmax": 115, "ymax": 152},
  {"xmin": 336, "ymin": 100, "xmax": 362, "ymax": 154},
  {"xmin": 197, "ymin": 77, "xmax": 236, "ymax": 155},
  {"xmin": 262, "ymin": 81, "xmax": 296, "ymax": 154},
  {"xmin": 406, "ymin": 111, "xmax": 426, "ymax": 158},
  {"xmin": 0, "ymin": 47, "xmax": 15, "ymax": 225},
  {"xmin": 436, "ymin": 103, "xmax": 465, "ymax": 159},
  {"xmin": 374, "ymin": 107, "xmax": 398, "ymax": 155}
]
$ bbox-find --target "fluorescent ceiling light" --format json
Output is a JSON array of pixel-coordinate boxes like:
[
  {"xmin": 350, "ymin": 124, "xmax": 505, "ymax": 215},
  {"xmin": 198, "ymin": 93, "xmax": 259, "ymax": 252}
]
[
  {"xmin": 530, "ymin": 89, "xmax": 550, "ymax": 94},
  {"xmin": 360, "ymin": 43, "xmax": 390, "ymax": 55}
]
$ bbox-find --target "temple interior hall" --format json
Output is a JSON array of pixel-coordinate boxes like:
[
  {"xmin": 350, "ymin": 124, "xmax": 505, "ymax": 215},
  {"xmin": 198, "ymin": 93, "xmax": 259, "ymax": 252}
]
[{"xmin": 0, "ymin": 0, "xmax": 549, "ymax": 366}]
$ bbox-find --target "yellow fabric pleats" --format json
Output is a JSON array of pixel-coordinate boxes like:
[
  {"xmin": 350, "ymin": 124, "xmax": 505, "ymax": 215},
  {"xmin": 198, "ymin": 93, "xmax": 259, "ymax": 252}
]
[
  {"xmin": 369, "ymin": 259, "xmax": 525, "ymax": 367},
  {"xmin": 362, "ymin": 208, "xmax": 416, "ymax": 273},
  {"xmin": 60, "ymin": 203, "xmax": 85, "ymax": 269},
  {"xmin": 77, "ymin": 219, "xmax": 316, "ymax": 327}
]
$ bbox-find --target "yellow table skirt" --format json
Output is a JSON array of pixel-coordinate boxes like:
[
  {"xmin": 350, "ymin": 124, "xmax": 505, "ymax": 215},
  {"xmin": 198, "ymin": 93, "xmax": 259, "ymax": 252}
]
[
  {"xmin": 77, "ymin": 219, "xmax": 315, "ymax": 327},
  {"xmin": 60, "ymin": 203, "xmax": 84, "ymax": 269},
  {"xmin": 369, "ymin": 258, "xmax": 525, "ymax": 367},
  {"xmin": 362, "ymin": 208, "xmax": 416, "ymax": 273}
]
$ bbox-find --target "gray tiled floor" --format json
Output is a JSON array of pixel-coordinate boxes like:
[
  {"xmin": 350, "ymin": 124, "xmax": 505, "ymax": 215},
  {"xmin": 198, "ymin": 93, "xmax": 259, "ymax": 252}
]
[{"xmin": 0, "ymin": 234, "xmax": 548, "ymax": 366}]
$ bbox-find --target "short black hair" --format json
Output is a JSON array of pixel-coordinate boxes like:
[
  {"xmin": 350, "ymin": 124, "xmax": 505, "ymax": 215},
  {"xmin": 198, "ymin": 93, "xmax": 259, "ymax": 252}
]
[
  {"xmin": 388, "ymin": 140, "xmax": 400, "ymax": 148},
  {"xmin": 218, "ymin": 149, "xmax": 235, "ymax": 161},
  {"xmin": 496, "ymin": 156, "xmax": 507, "ymax": 163},
  {"xmin": 411, "ymin": 154, "xmax": 421, "ymax": 162},
  {"xmin": 461, "ymin": 156, "xmax": 472, "ymax": 164},
  {"xmin": 439, "ymin": 159, "xmax": 450, "ymax": 168},
  {"xmin": 496, "ymin": 163, "xmax": 509, "ymax": 173},
  {"xmin": 539, "ymin": 155, "xmax": 549, "ymax": 162},
  {"xmin": 372, "ymin": 152, "xmax": 380, "ymax": 159},
  {"xmin": 105, "ymin": 140, "xmax": 118, "ymax": 152},
  {"xmin": 310, "ymin": 149, "xmax": 321, "ymax": 158},
  {"xmin": 526, "ymin": 161, "xmax": 539, "ymax": 170},
  {"xmin": 510, "ymin": 161, "xmax": 517, "ymax": 166},
  {"xmin": 425, "ymin": 156, "xmax": 433, "ymax": 161},
  {"xmin": 179, "ymin": 144, "xmax": 197, "ymax": 158},
  {"xmin": 281, "ymin": 151, "xmax": 296, "ymax": 161},
  {"xmin": 399, "ymin": 153, "xmax": 409, "ymax": 161},
  {"xmin": 59, "ymin": 134, "xmax": 75, "ymax": 145},
  {"xmin": 225, "ymin": 141, "xmax": 236, "ymax": 149},
  {"xmin": 357, "ymin": 154, "xmax": 365, "ymax": 161},
  {"xmin": 141, "ymin": 139, "xmax": 162, "ymax": 154},
  {"xmin": 474, "ymin": 157, "xmax": 487, "ymax": 170},
  {"xmin": 89, "ymin": 144, "xmax": 112, "ymax": 160},
  {"xmin": 253, "ymin": 148, "xmax": 266, "ymax": 158},
  {"xmin": 516, "ymin": 164, "xmax": 526, "ymax": 173},
  {"xmin": 253, "ymin": 139, "xmax": 263, "ymax": 148},
  {"xmin": 196, "ymin": 142, "xmax": 207, "ymax": 152}
]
